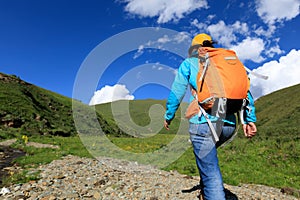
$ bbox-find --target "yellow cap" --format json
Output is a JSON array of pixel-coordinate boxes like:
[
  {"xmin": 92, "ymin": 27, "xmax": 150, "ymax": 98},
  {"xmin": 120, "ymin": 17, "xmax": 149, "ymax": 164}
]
[{"xmin": 191, "ymin": 33, "xmax": 212, "ymax": 46}]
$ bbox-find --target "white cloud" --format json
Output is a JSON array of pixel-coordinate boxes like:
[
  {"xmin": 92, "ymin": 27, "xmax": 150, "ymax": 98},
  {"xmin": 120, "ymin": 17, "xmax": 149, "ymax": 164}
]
[
  {"xmin": 133, "ymin": 31, "xmax": 191, "ymax": 59},
  {"xmin": 249, "ymin": 49, "xmax": 300, "ymax": 99},
  {"xmin": 190, "ymin": 15, "xmax": 215, "ymax": 30},
  {"xmin": 157, "ymin": 35, "xmax": 171, "ymax": 43},
  {"xmin": 151, "ymin": 62, "xmax": 163, "ymax": 70},
  {"xmin": 133, "ymin": 45, "xmax": 144, "ymax": 59},
  {"xmin": 122, "ymin": 0, "xmax": 208, "ymax": 23},
  {"xmin": 230, "ymin": 37, "xmax": 265, "ymax": 62},
  {"xmin": 89, "ymin": 84, "xmax": 134, "ymax": 105},
  {"xmin": 191, "ymin": 20, "xmax": 285, "ymax": 62},
  {"xmin": 255, "ymin": 0, "xmax": 300, "ymax": 25},
  {"xmin": 207, "ymin": 14, "xmax": 216, "ymax": 21},
  {"xmin": 205, "ymin": 20, "xmax": 249, "ymax": 47},
  {"xmin": 207, "ymin": 21, "xmax": 237, "ymax": 47},
  {"xmin": 173, "ymin": 32, "xmax": 190, "ymax": 43},
  {"xmin": 231, "ymin": 21, "xmax": 249, "ymax": 33},
  {"xmin": 155, "ymin": 32, "xmax": 191, "ymax": 45},
  {"xmin": 190, "ymin": 18, "xmax": 207, "ymax": 30},
  {"xmin": 253, "ymin": 24, "xmax": 276, "ymax": 38},
  {"xmin": 151, "ymin": 64, "xmax": 177, "ymax": 75},
  {"xmin": 265, "ymin": 43, "xmax": 284, "ymax": 57}
]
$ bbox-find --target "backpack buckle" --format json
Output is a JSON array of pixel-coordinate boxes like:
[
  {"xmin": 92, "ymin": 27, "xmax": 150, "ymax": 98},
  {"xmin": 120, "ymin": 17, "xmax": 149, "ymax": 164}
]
[{"xmin": 199, "ymin": 97, "xmax": 215, "ymax": 110}]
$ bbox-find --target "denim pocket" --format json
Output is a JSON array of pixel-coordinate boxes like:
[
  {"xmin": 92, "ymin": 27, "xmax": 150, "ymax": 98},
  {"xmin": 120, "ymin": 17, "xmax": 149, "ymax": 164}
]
[{"xmin": 189, "ymin": 123, "xmax": 211, "ymax": 138}]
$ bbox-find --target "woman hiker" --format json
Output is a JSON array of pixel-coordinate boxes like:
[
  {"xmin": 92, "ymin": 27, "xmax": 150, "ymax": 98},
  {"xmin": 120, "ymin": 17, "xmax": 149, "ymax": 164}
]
[{"xmin": 163, "ymin": 33, "xmax": 257, "ymax": 200}]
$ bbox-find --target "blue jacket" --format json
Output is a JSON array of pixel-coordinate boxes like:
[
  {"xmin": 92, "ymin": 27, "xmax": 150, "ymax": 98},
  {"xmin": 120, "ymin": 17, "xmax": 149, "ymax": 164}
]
[{"xmin": 164, "ymin": 56, "xmax": 257, "ymax": 125}]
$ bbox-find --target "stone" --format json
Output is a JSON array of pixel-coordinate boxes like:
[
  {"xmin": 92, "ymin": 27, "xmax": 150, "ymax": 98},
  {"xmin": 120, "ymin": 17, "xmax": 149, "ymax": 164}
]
[{"xmin": 93, "ymin": 191, "xmax": 101, "ymax": 199}]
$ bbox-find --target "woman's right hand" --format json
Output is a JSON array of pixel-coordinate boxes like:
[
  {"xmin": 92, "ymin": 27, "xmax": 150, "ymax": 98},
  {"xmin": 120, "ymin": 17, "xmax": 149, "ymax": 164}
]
[{"xmin": 243, "ymin": 122, "xmax": 257, "ymax": 138}]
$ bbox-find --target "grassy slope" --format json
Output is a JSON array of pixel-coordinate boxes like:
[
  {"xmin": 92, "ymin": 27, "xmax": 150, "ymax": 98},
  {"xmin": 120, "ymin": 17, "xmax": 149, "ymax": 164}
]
[
  {"xmin": 95, "ymin": 98, "xmax": 188, "ymax": 136},
  {"xmin": 0, "ymin": 72, "xmax": 124, "ymax": 138},
  {"xmin": 255, "ymin": 84, "xmax": 299, "ymax": 133},
  {"xmin": 0, "ymin": 73, "xmax": 74, "ymax": 137}
]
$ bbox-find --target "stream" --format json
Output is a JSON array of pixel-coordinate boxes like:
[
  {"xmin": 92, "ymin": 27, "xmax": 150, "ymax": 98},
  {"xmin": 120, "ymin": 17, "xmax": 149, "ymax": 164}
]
[{"xmin": 0, "ymin": 145, "xmax": 25, "ymax": 186}]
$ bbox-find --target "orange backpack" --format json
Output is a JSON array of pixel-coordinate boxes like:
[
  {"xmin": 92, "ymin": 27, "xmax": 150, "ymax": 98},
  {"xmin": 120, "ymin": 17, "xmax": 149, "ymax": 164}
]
[
  {"xmin": 187, "ymin": 47, "xmax": 266, "ymax": 142},
  {"xmin": 196, "ymin": 47, "xmax": 250, "ymax": 114}
]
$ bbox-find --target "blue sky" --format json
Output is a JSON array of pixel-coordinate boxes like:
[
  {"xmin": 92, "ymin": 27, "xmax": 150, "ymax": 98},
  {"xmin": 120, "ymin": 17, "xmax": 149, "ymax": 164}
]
[{"xmin": 1, "ymin": 0, "xmax": 299, "ymax": 104}]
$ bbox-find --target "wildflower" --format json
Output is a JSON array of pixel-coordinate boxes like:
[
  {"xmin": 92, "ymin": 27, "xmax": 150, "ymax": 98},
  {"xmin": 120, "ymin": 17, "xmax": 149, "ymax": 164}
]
[{"xmin": 22, "ymin": 135, "xmax": 28, "ymax": 144}]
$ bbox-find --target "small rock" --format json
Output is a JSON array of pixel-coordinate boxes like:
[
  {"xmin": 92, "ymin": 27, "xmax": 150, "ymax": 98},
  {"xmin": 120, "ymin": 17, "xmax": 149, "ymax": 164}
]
[
  {"xmin": 0, "ymin": 187, "xmax": 10, "ymax": 195},
  {"xmin": 13, "ymin": 185, "xmax": 21, "ymax": 191},
  {"xmin": 93, "ymin": 191, "xmax": 101, "ymax": 199}
]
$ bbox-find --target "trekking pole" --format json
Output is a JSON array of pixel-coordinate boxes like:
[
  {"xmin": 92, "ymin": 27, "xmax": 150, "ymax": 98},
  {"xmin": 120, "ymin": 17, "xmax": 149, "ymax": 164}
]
[{"xmin": 244, "ymin": 66, "xmax": 268, "ymax": 80}]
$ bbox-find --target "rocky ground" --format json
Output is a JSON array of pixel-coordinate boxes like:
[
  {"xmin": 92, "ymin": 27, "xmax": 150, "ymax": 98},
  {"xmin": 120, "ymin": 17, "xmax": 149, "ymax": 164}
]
[
  {"xmin": 0, "ymin": 140, "xmax": 299, "ymax": 200},
  {"xmin": 0, "ymin": 155, "xmax": 299, "ymax": 200}
]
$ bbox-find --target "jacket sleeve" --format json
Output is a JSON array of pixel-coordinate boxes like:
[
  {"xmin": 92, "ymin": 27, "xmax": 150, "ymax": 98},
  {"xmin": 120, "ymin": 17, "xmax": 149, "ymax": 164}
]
[
  {"xmin": 164, "ymin": 60, "xmax": 190, "ymax": 122},
  {"xmin": 244, "ymin": 91, "xmax": 257, "ymax": 123}
]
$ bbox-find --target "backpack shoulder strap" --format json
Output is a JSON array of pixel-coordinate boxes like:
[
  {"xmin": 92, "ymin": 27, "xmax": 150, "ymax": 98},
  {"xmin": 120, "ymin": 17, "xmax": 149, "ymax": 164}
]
[{"xmin": 198, "ymin": 52, "xmax": 210, "ymax": 82}]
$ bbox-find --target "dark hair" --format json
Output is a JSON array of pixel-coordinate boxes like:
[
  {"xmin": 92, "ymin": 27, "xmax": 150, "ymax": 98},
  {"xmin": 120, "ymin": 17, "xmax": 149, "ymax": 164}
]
[
  {"xmin": 188, "ymin": 40, "xmax": 215, "ymax": 57},
  {"xmin": 202, "ymin": 40, "xmax": 214, "ymax": 48}
]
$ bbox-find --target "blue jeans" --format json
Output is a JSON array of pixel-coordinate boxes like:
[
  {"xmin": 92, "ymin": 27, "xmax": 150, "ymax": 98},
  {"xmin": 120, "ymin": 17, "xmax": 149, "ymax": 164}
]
[{"xmin": 189, "ymin": 123, "xmax": 235, "ymax": 200}]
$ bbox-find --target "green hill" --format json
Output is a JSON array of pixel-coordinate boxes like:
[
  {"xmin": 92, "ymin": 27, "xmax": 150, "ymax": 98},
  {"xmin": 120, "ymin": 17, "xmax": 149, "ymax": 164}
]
[
  {"xmin": 96, "ymin": 84, "xmax": 300, "ymax": 137},
  {"xmin": 0, "ymin": 72, "xmax": 125, "ymax": 139},
  {"xmin": 255, "ymin": 84, "xmax": 300, "ymax": 135},
  {"xmin": 95, "ymin": 98, "xmax": 188, "ymax": 136}
]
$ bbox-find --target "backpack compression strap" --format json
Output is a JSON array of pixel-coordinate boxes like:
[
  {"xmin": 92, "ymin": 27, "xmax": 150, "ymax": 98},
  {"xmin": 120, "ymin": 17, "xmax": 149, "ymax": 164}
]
[{"xmin": 198, "ymin": 106, "xmax": 219, "ymax": 142}]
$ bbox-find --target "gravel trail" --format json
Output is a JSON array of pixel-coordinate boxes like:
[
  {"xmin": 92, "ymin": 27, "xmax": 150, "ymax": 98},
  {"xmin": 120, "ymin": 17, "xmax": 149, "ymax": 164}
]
[{"xmin": 1, "ymin": 155, "xmax": 298, "ymax": 200}]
